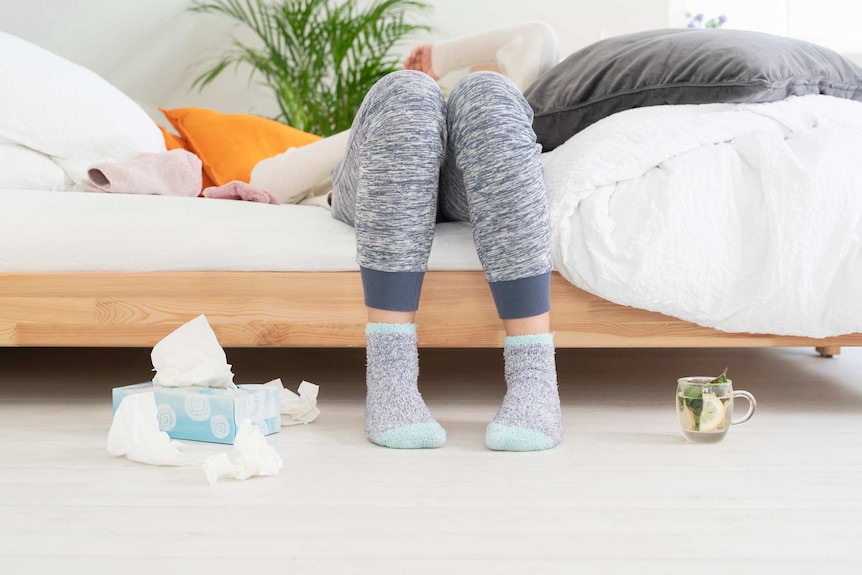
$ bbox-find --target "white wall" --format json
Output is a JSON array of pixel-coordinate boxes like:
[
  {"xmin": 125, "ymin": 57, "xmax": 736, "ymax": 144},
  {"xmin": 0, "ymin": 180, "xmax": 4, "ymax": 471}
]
[
  {"xmin": 1, "ymin": 0, "xmax": 674, "ymax": 121},
  {"xmin": 162, "ymin": 0, "xmax": 674, "ymax": 116},
  {"xmin": 424, "ymin": 0, "xmax": 670, "ymax": 58},
  {"xmin": 1, "ymin": 0, "xmax": 201, "ymax": 119},
  {"xmin": 2, "ymin": 0, "xmax": 860, "ymax": 123},
  {"xmin": 678, "ymin": 0, "xmax": 862, "ymax": 54},
  {"xmin": 0, "ymin": 0, "xmax": 275, "ymax": 119},
  {"xmin": 675, "ymin": 0, "xmax": 788, "ymax": 35},
  {"xmin": 788, "ymin": 0, "xmax": 862, "ymax": 53}
]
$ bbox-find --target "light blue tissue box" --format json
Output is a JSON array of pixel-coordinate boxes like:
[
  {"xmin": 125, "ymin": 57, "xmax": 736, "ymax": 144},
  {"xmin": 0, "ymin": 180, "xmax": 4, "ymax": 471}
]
[{"xmin": 112, "ymin": 382, "xmax": 281, "ymax": 445}]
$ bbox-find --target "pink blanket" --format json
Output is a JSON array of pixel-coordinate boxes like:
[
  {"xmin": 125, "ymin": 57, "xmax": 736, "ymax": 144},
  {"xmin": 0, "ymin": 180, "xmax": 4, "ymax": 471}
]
[
  {"xmin": 81, "ymin": 150, "xmax": 201, "ymax": 196},
  {"xmin": 203, "ymin": 181, "xmax": 280, "ymax": 205},
  {"xmin": 80, "ymin": 150, "xmax": 280, "ymax": 204}
]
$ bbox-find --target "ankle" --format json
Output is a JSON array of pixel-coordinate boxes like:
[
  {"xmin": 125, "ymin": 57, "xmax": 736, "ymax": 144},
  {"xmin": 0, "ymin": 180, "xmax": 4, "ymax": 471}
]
[
  {"xmin": 505, "ymin": 333, "xmax": 554, "ymax": 346},
  {"xmin": 366, "ymin": 322, "xmax": 416, "ymax": 335},
  {"xmin": 502, "ymin": 312, "xmax": 550, "ymax": 337}
]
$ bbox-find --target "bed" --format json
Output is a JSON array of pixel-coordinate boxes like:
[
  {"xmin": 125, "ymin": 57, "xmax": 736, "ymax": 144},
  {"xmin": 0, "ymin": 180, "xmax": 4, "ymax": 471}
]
[
  {"xmin": 0, "ymin": 174, "xmax": 859, "ymax": 354},
  {"xmin": 2, "ymin": 29, "xmax": 861, "ymax": 353}
]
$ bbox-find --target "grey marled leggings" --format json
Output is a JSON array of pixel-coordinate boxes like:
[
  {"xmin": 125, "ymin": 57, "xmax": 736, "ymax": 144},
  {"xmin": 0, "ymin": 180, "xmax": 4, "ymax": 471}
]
[{"xmin": 331, "ymin": 70, "xmax": 552, "ymax": 319}]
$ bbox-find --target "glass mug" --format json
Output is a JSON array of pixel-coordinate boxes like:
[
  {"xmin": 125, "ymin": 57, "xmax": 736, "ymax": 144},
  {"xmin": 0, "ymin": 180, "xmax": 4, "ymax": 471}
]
[{"xmin": 676, "ymin": 377, "xmax": 756, "ymax": 443}]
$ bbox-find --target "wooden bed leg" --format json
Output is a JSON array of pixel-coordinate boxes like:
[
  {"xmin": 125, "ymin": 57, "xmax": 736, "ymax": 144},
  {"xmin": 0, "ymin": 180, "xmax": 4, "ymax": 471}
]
[{"xmin": 816, "ymin": 346, "xmax": 841, "ymax": 358}]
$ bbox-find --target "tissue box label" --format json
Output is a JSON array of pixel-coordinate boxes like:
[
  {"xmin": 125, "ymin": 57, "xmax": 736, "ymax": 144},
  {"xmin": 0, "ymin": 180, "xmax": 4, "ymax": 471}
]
[{"xmin": 112, "ymin": 382, "xmax": 280, "ymax": 444}]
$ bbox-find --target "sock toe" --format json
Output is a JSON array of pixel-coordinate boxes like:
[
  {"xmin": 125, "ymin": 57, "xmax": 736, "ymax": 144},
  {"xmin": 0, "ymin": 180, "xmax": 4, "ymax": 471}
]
[
  {"xmin": 485, "ymin": 422, "xmax": 556, "ymax": 452},
  {"xmin": 371, "ymin": 422, "xmax": 446, "ymax": 449}
]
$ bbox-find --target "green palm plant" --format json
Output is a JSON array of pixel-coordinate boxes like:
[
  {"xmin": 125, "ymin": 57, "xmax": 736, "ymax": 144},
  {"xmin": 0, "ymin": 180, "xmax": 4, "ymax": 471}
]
[{"xmin": 190, "ymin": 0, "xmax": 432, "ymax": 136}]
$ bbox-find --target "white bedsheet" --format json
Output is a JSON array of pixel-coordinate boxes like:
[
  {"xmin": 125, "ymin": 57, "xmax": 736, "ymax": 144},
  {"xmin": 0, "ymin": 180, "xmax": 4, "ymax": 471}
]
[
  {"xmin": 542, "ymin": 95, "xmax": 862, "ymax": 338},
  {"xmin": 0, "ymin": 191, "xmax": 480, "ymax": 272}
]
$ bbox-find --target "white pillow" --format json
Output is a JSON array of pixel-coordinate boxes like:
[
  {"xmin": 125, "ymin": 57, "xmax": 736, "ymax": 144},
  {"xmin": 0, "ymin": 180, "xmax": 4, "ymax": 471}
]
[
  {"xmin": 0, "ymin": 32, "xmax": 164, "ymax": 185},
  {"xmin": 0, "ymin": 141, "xmax": 68, "ymax": 190}
]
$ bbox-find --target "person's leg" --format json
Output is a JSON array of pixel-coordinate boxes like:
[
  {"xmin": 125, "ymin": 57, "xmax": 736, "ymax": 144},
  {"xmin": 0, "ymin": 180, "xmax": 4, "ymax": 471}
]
[
  {"xmin": 331, "ymin": 70, "xmax": 446, "ymax": 449},
  {"xmin": 441, "ymin": 71, "xmax": 561, "ymax": 451}
]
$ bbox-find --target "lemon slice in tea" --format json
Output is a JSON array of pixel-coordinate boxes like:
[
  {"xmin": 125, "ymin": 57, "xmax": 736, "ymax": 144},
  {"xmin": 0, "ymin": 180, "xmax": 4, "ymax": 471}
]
[
  {"xmin": 699, "ymin": 393, "xmax": 726, "ymax": 432},
  {"xmin": 679, "ymin": 406, "xmax": 696, "ymax": 431}
]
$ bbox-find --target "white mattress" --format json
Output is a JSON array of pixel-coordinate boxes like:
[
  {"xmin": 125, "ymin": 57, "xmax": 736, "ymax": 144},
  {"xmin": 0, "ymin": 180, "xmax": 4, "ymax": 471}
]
[{"xmin": 0, "ymin": 190, "xmax": 482, "ymax": 272}]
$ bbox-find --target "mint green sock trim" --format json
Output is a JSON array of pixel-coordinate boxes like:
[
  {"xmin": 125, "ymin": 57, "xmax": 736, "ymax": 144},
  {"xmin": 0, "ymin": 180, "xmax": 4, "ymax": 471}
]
[
  {"xmin": 366, "ymin": 322, "xmax": 416, "ymax": 335},
  {"xmin": 485, "ymin": 422, "xmax": 555, "ymax": 451},
  {"xmin": 505, "ymin": 333, "xmax": 554, "ymax": 347},
  {"xmin": 371, "ymin": 422, "xmax": 446, "ymax": 449}
]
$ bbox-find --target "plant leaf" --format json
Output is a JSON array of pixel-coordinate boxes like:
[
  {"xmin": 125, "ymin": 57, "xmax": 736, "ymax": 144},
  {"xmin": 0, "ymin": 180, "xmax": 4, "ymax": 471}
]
[{"xmin": 189, "ymin": 0, "xmax": 433, "ymax": 135}]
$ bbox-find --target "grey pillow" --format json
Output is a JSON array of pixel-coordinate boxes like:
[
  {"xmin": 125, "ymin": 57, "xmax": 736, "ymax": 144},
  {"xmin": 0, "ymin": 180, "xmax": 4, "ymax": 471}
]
[{"xmin": 526, "ymin": 28, "xmax": 862, "ymax": 152}]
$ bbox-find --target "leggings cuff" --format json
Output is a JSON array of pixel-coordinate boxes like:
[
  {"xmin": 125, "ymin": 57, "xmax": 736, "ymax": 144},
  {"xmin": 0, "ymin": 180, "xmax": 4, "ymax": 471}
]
[
  {"xmin": 360, "ymin": 267, "xmax": 425, "ymax": 312},
  {"xmin": 488, "ymin": 272, "xmax": 551, "ymax": 319}
]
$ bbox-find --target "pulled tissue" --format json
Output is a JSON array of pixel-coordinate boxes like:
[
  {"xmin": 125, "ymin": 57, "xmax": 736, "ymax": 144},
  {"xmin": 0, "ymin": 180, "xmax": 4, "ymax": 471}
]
[
  {"xmin": 107, "ymin": 393, "xmax": 204, "ymax": 466},
  {"xmin": 151, "ymin": 314, "xmax": 236, "ymax": 389},
  {"xmin": 107, "ymin": 315, "xmax": 316, "ymax": 483},
  {"xmin": 264, "ymin": 379, "xmax": 321, "ymax": 425},
  {"xmin": 203, "ymin": 419, "xmax": 284, "ymax": 484}
]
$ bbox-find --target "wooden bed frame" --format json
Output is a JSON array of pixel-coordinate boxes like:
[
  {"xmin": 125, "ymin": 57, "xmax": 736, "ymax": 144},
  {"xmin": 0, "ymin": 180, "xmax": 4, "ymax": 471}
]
[{"xmin": 0, "ymin": 271, "xmax": 858, "ymax": 355}]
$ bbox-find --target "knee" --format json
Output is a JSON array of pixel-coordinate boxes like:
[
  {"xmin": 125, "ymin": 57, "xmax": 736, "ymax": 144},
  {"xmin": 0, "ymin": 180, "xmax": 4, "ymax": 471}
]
[
  {"xmin": 450, "ymin": 71, "xmax": 521, "ymax": 101},
  {"xmin": 373, "ymin": 69, "xmax": 441, "ymax": 97},
  {"xmin": 447, "ymin": 72, "xmax": 529, "ymax": 120},
  {"xmin": 363, "ymin": 70, "xmax": 445, "ymax": 127}
]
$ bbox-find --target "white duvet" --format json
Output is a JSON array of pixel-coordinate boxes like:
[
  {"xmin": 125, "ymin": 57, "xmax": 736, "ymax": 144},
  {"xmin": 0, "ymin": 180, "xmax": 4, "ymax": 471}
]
[{"xmin": 542, "ymin": 95, "xmax": 862, "ymax": 338}]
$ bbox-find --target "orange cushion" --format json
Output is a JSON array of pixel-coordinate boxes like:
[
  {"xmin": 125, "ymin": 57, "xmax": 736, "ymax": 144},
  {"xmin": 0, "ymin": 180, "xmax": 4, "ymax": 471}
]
[
  {"xmin": 157, "ymin": 125, "xmax": 215, "ymax": 190},
  {"xmin": 160, "ymin": 107, "xmax": 321, "ymax": 186},
  {"xmin": 158, "ymin": 125, "xmax": 186, "ymax": 151}
]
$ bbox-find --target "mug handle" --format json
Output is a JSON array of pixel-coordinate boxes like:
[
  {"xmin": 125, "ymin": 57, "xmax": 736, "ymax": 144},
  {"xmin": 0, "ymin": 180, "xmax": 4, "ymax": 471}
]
[{"xmin": 731, "ymin": 390, "xmax": 756, "ymax": 425}]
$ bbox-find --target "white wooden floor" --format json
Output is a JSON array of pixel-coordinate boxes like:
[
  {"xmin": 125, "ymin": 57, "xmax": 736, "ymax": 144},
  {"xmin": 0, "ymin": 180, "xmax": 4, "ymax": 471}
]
[{"xmin": 1, "ymin": 345, "xmax": 861, "ymax": 574}]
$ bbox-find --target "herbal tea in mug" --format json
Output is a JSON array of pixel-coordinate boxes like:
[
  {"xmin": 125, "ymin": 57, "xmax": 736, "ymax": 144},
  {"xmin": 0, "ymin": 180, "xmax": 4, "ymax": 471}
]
[{"xmin": 677, "ymin": 370, "xmax": 756, "ymax": 443}]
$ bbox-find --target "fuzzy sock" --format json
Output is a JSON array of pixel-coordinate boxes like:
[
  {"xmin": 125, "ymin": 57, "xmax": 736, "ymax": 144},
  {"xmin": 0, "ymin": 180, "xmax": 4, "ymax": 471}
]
[
  {"xmin": 365, "ymin": 323, "xmax": 446, "ymax": 448},
  {"xmin": 486, "ymin": 333, "xmax": 562, "ymax": 451}
]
